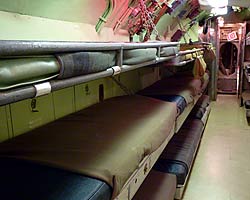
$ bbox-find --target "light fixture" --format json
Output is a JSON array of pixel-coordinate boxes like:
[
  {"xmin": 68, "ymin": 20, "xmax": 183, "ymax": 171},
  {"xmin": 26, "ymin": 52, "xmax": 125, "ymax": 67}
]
[
  {"xmin": 207, "ymin": 0, "xmax": 228, "ymax": 8},
  {"xmin": 199, "ymin": 0, "xmax": 228, "ymax": 15},
  {"xmin": 238, "ymin": 28, "xmax": 242, "ymax": 35},
  {"xmin": 209, "ymin": 28, "xmax": 215, "ymax": 36},
  {"xmin": 217, "ymin": 17, "xmax": 224, "ymax": 27},
  {"xmin": 198, "ymin": 27, "xmax": 203, "ymax": 34},
  {"xmin": 211, "ymin": 6, "xmax": 228, "ymax": 15}
]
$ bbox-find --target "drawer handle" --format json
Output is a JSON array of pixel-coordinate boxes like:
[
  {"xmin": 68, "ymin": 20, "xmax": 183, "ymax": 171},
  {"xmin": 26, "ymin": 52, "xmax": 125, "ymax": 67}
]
[{"xmin": 144, "ymin": 163, "xmax": 148, "ymax": 175}]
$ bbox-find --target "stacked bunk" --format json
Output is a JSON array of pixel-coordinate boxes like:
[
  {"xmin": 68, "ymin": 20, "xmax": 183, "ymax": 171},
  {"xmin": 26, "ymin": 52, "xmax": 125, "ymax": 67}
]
[
  {"xmin": 0, "ymin": 95, "xmax": 178, "ymax": 200},
  {"xmin": 134, "ymin": 95, "xmax": 211, "ymax": 200},
  {"xmin": 138, "ymin": 71, "xmax": 209, "ymax": 132},
  {"xmin": 0, "ymin": 88, "xmax": 210, "ymax": 200},
  {"xmin": 0, "ymin": 41, "xmax": 178, "ymax": 91},
  {"xmin": 0, "ymin": 41, "xmax": 212, "ymax": 200},
  {"xmin": 0, "ymin": 41, "xmax": 183, "ymax": 105}
]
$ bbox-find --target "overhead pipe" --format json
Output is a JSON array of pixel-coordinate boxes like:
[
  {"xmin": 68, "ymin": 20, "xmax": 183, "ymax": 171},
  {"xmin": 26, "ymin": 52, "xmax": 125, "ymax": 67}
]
[
  {"xmin": 0, "ymin": 40, "xmax": 179, "ymax": 57},
  {"xmin": 95, "ymin": 0, "xmax": 114, "ymax": 33}
]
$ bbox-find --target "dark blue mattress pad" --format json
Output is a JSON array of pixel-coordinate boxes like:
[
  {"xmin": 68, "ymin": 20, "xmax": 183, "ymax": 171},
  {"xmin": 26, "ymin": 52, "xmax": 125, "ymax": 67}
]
[
  {"xmin": 0, "ymin": 158, "xmax": 112, "ymax": 200},
  {"xmin": 245, "ymin": 100, "xmax": 250, "ymax": 109},
  {"xmin": 144, "ymin": 95, "xmax": 187, "ymax": 115},
  {"xmin": 196, "ymin": 95, "xmax": 210, "ymax": 108},
  {"xmin": 189, "ymin": 95, "xmax": 210, "ymax": 120},
  {"xmin": 154, "ymin": 119, "xmax": 204, "ymax": 185},
  {"xmin": 190, "ymin": 107, "xmax": 206, "ymax": 120}
]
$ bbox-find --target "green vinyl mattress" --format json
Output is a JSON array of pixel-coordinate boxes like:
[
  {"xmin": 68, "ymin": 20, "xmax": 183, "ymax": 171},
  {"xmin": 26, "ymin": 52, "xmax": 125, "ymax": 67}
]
[
  {"xmin": 138, "ymin": 75, "xmax": 203, "ymax": 104},
  {"xmin": 0, "ymin": 51, "xmax": 116, "ymax": 90},
  {"xmin": 56, "ymin": 51, "xmax": 116, "ymax": 79},
  {"xmin": 123, "ymin": 48, "xmax": 157, "ymax": 65},
  {"xmin": 0, "ymin": 95, "xmax": 177, "ymax": 198},
  {"xmin": 0, "ymin": 57, "xmax": 60, "ymax": 90},
  {"xmin": 160, "ymin": 46, "xmax": 179, "ymax": 57}
]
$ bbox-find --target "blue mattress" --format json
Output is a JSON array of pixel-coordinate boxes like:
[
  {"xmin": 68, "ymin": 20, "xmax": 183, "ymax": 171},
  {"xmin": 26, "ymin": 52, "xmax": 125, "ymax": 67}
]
[
  {"xmin": 190, "ymin": 107, "xmax": 206, "ymax": 120},
  {"xmin": 189, "ymin": 95, "xmax": 210, "ymax": 120},
  {"xmin": 144, "ymin": 95, "xmax": 187, "ymax": 115},
  {"xmin": 196, "ymin": 95, "xmax": 210, "ymax": 108},
  {"xmin": 0, "ymin": 158, "xmax": 112, "ymax": 200},
  {"xmin": 244, "ymin": 100, "xmax": 250, "ymax": 109},
  {"xmin": 154, "ymin": 119, "xmax": 204, "ymax": 185}
]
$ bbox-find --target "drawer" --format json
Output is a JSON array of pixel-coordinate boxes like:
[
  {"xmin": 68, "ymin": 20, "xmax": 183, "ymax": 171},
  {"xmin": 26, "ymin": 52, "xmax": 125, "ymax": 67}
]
[
  {"xmin": 75, "ymin": 78, "xmax": 113, "ymax": 111},
  {"xmin": 11, "ymin": 94, "xmax": 55, "ymax": 137},
  {"xmin": 53, "ymin": 87, "xmax": 75, "ymax": 119},
  {"xmin": 114, "ymin": 156, "xmax": 151, "ymax": 200},
  {"xmin": 0, "ymin": 106, "xmax": 9, "ymax": 142}
]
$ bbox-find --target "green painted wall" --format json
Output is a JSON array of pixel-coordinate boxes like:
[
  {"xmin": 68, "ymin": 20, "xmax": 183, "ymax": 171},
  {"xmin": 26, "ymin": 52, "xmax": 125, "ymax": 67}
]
[
  {"xmin": 0, "ymin": 106, "xmax": 10, "ymax": 142},
  {"xmin": 156, "ymin": 14, "xmax": 199, "ymax": 42},
  {"xmin": 53, "ymin": 87, "xmax": 76, "ymax": 119},
  {"xmin": 0, "ymin": 2, "xmax": 159, "ymax": 141},
  {"xmin": 75, "ymin": 78, "xmax": 114, "ymax": 111},
  {"xmin": 0, "ymin": 0, "xmax": 105, "ymax": 24},
  {"xmin": 0, "ymin": 1, "xmax": 197, "ymax": 142},
  {"xmin": 0, "ymin": 10, "xmax": 129, "ymax": 41},
  {"xmin": 10, "ymin": 94, "xmax": 55, "ymax": 137}
]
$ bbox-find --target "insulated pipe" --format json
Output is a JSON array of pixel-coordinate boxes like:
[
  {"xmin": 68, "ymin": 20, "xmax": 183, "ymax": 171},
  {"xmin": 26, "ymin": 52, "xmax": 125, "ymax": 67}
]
[
  {"xmin": 95, "ymin": 0, "xmax": 114, "ymax": 33},
  {"xmin": 0, "ymin": 40, "xmax": 179, "ymax": 57}
]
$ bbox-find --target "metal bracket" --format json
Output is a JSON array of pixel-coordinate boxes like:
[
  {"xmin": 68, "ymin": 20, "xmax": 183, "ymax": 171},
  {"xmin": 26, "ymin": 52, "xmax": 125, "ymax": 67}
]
[
  {"xmin": 111, "ymin": 66, "xmax": 122, "ymax": 76},
  {"xmin": 34, "ymin": 82, "xmax": 52, "ymax": 97}
]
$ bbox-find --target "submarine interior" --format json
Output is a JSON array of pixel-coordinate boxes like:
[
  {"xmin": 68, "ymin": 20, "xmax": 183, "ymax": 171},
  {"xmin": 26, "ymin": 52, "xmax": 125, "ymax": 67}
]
[{"xmin": 0, "ymin": 0, "xmax": 250, "ymax": 200}]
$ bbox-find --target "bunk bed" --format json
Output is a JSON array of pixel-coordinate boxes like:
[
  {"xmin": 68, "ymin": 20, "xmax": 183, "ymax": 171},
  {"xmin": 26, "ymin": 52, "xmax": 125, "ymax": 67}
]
[
  {"xmin": 0, "ymin": 95, "xmax": 177, "ymax": 200},
  {"xmin": 0, "ymin": 41, "xmax": 207, "ymax": 106},
  {"xmin": 153, "ymin": 95, "xmax": 211, "ymax": 199},
  {"xmin": 138, "ymin": 71, "xmax": 209, "ymax": 132},
  {"xmin": 0, "ymin": 95, "xmax": 211, "ymax": 200},
  {"xmin": 0, "ymin": 41, "xmax": 212, "ymax": 200}
]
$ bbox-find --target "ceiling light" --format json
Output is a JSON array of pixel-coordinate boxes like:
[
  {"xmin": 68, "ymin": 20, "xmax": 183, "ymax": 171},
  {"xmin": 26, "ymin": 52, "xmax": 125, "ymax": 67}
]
[
  {"xmin": 207, "ymin": 0, "xmax": 228, "ymax": 8},
  {"xmin": 211, "ymin": 6, "xmax": 228, "ymax": 15}
]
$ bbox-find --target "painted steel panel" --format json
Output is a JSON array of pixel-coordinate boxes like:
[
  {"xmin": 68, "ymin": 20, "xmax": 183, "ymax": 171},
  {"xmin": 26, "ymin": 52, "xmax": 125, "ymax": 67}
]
[{"xmin": 11, "ymin": 94, "xmax": 55, "ymax": 137}]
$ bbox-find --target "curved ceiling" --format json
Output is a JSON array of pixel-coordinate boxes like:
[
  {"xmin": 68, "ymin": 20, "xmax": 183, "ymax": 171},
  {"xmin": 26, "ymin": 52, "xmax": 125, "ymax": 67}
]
[{"xmin": 228, "ymin": 0, "xmax": 250, "ymax": 8}]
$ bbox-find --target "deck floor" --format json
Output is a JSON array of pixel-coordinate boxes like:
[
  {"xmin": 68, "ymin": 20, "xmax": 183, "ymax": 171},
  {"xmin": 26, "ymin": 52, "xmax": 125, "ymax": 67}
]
[{"xmin": 182, "ymin": 95, "xmax": 250, "ymax": 200}]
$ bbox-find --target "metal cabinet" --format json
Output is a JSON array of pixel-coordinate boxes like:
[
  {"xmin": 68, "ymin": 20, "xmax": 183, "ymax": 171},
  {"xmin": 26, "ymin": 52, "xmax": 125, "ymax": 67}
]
[{"xmin": 10, "ymin": 94, "xmax": 55, "ymax": 137}]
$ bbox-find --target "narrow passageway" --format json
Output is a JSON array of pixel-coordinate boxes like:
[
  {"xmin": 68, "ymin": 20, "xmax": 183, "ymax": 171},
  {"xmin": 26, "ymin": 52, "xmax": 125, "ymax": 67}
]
[{"xmin": 183, "ymin": 95, "xmax": 250, "ymax": 200}]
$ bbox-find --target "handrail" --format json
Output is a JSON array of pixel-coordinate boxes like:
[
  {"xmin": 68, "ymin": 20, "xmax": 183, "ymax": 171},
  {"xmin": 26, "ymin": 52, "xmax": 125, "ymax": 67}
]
[
  {"xmin": 164, "ymin": 59, "xmax": 195, "ymax": 67},
  {"xmin": 177, "ymin": 48, "xmax": 204, "ymax": 56},
  {"xmin": 0, "ymin": 69, "xmax": 114, "ymax": 106},
  {"xmin": 0, "ymin": 40, "xmax": 179, "ymax": 57}
]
